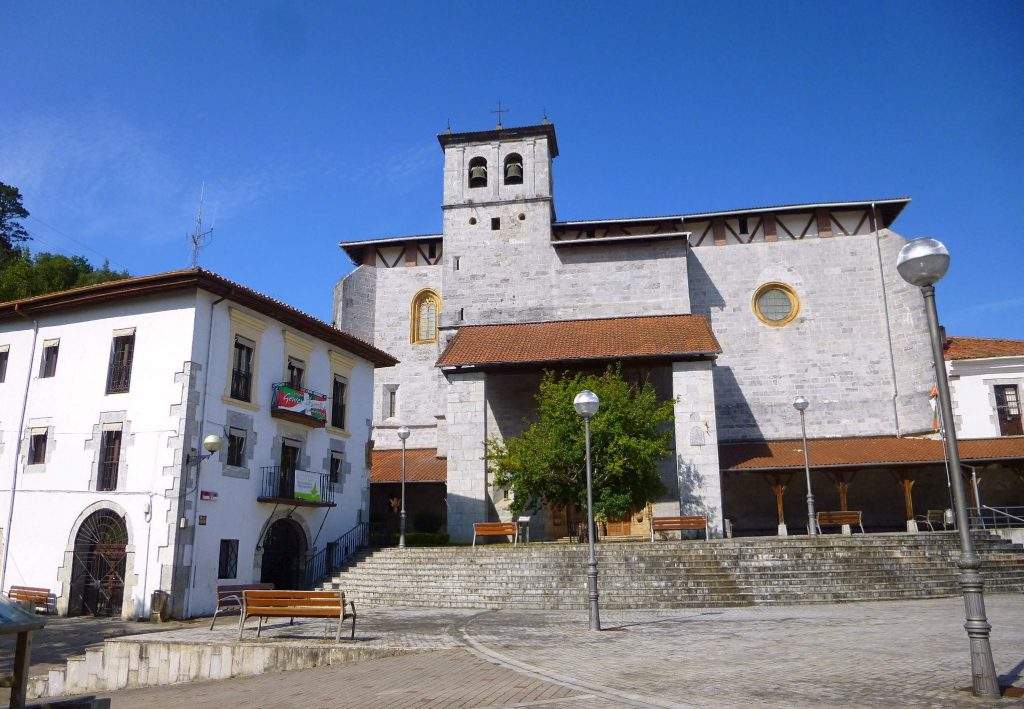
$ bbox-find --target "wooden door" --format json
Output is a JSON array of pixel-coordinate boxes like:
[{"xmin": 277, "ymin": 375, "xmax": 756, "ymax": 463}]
[
  {"xmin": 995, "ymin": 385, "xmax": 1023, "ymax": 436},
  {"xmin": 605, "ymin": 516, "xmax": 631, "ymax": 537}
]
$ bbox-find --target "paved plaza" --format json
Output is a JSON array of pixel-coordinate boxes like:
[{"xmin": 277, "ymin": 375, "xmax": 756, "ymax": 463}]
[{"xmin": 52, "ymin": 594, "xmax": 1024, "ymax": 708}]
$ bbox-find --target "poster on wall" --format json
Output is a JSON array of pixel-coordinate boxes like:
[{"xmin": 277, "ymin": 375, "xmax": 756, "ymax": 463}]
[
  {"xmin": 294, "ymin": 469, "xmax": 323, "ymax": 502},
  {"xmin": 272, "ymin": 384, "xmax": 328, "ymax": 423}
]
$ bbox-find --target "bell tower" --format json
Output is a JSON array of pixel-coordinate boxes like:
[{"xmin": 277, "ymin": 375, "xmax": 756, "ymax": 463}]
[{"xmin": 437, "ymin": 122, "xmax": 559, "ymax": 329}]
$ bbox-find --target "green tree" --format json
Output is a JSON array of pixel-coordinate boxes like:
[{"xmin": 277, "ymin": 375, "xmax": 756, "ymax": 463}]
[
  {"xmin": 0, "ymin": 182, "xmax": 31, "ymax": 255},
  {"xmin": 486, "ymin": 367, "xmax": 673, "ymax": 521},
  {"xmin": 0, "ymin": 249, "xmax": 129, "ymax": 301}
]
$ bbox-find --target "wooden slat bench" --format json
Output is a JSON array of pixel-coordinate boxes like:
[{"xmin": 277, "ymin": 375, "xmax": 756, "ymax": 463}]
[
  {"xmin": 7, "ymin": 586, "xmax": 53, "ymax": 614},
  {"xmin": 815, "ymin": 510, "xmax": 865, "ymax": 534},
  {"xmin": 472, "ymin": 521, "xmax": 518, "ymax": 547},
  {"xmin": 916, "ymin": 509, "xmax": 948, "ymax": 532},
  {"xmin": 650, "ymin": 515, "xmax": 710, "ymax": 541},
  {"xmin": 238, "ymin": 589, "xmax": 355, "ymax": 642},
  {"xmin": 210, "ymin": 583, "xmax": 274, "ymax": 629}
]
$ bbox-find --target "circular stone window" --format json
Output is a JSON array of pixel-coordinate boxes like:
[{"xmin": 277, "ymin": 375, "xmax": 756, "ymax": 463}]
[
  {"xmin": 752, "ymin": 282, "xmax": 799, "ymax": 326},
  {"xmin": 469, "ymin": 217, "xmax": 477, "ymax": 225}
]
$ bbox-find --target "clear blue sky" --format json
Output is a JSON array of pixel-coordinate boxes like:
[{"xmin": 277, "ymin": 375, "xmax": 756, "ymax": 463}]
[{"xmin": 2, "ymin": 1, "xmax": 1021, "ymax": 337}]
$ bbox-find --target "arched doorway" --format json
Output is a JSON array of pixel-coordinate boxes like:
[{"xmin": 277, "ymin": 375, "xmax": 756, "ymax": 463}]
[
  {"xmin": 68, "ymin": 510, "xmax": 129, "ymax": 616},
  {"xmin": 260, "ymin": 518, "xmax": 308, "ymax": 589}
]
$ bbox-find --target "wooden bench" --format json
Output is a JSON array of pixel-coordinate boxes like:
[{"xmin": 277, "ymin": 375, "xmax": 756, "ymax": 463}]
[
  {"xmin": 7, "ymin": 586, "xmax": 53, "ymax": 614},
  {"xmin": 815, "ymin": 510, "xmax": 864, "ymax": 534},
  {"xmin": 210, "ymin": 583, "xmax": 274, "ymax": 629},
  {"xmin": 472, "ymin": 521, "xmax": 518, "ymax": 547},
  {"xmin": 238, "ymin": 589, "xmax": 355, "ymax": 642},
  {"xmin": 916, "ymin": 509, "xmax": 948, "ymax": 532},
  {"xmin": 650, "ymin": 515, "xmax": 710, "ymax": 541}
]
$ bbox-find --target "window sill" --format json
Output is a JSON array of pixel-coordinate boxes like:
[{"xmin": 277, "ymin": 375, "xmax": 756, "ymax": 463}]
[
  {"xmin": 24, "ymin": 464, "xmax": 46, "ymax": 474},
  {"xmin": 222, "ymin": 465, "xmax": 251, "ymax": 480},
  {"xmin": 326, "ymin": 426, "xmax": 351, "ymax": 439},
  {"xmin": 222, "ymin": 395, "xmax": 259, "ymax": 412}
]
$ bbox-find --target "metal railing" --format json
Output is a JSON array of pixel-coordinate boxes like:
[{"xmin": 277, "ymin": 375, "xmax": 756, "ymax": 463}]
[
  {"xmin": 968, "ymin": 506, "xmax": 1024, "ymax": 530},
  {"xmin": 230, "ymin": 368, "xmax": 252, "ymax": 401},
  {"xmin": 304, "ymin": 522, "xmax": 368, "ymax": 588},
  {"xmin": 260, "ymin": 466, "xmax": 335, "ymax": 505},
  {"xmin": 105, "ymin": 364, "xmax": 131, "ymax": 394}
]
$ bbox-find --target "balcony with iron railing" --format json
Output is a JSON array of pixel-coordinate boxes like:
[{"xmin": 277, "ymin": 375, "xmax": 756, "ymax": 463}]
[
  {"xmin": 270, "ymin": 382, "xmax": 328, "ymax": 427},
  {"xmin": 230, "ymin": 368, "xmax": 252, "ymax": 402},
  {"xmin": 259, "ymin": 465, "xmax": 336, "ymax": 507}
]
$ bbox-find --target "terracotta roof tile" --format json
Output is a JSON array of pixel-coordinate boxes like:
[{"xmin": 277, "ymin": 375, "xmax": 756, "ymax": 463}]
[
  {"xmin": 719, "ymin": 435, "xmax": 1024, "ymax": 472},
  {"xmin": 944, "ymin": 336, "xmax": 1024, "ymax": 361},
  {"xmin": 370, "ymin": 448, "xmax": 447, "ymax": 483},
  {"xmin": 437, "ymin": 314, "xmax": 720, "ymax": 369}
]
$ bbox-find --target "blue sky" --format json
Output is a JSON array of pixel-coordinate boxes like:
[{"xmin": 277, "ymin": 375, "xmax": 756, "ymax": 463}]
[{"xmin": 2, "ymin": 1, "xmax": 1021, "ymax": 337}]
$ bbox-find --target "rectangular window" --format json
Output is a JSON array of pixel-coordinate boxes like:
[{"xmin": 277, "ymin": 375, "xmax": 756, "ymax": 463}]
[
  {"xmin": 40, "ymin": 340, "xmax": 59, "ymax": 378},
  {"xmin": 428, "ymin": 242, "xmax": 437, "ymax": 259},
  {"xmin": 387, "ymin": 387, "xmax": 397, "ymax": 419},
  {"xmin": 106, "ymin": 333, "xmax": 135, "ymax": 394},
  {"xmin": 329, "ymin": 451, "xmax": 343, "ymax": 487},
  {"xmin": 231, "ymin": 336, "xmax": 254, "ymax": 402},
  {"xmin": 331, "ymin": 375, "xmax": 347, "ymax": 429},
  {"xmin": 491, "ymin": 217, "xmax": 500, "ymax": 231},
  {"xmin": 97, "ymin": 429, "xmax": 122, "ymax": 491},
  {"xmin": 227, "ymin": 427, "xmax": 246, "ymax": 467},
  {"xmin": 287, "ymin": 357, "xmax": 305, "ymax": 388},
  {"xmin": 279, "ymin": 440, "xmax": 300, "ymax": 498},
  {"xmin": 218, "ymin": 539, "xmax": 239, "ymax": 579},
  {"xmin": 28, "ymin": 431, "xmax": 47, "ymax": 465},
  {"xmin": 453, "ymin": 256, "xmax": 460, "ymax": 271},
  {"xmin": 0, "ymin": 348, "xmax": 8, "ymax": 383},
  {"xmin": 995, "ymin": 384, "xmax": 1023, "ymax": 436}
]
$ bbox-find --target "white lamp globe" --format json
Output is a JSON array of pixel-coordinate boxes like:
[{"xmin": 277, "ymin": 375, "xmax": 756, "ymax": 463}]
[
  {"xmin": 202, "ymin": 434, "xmax": 224, "ymax": 453},
  {"xmin": 793, "ymin": 395, "xmax": 809, "ymax": 412},
  {"xmin": 573, "ymin": 390, "xmax": 600, "ymax": 419},
  {"xmin": 896, "ymin": 237, "xmax": 950, "ymax": 288},
  {"xmin": 397, "ymin": 426, "xmax": 411, "ymax": 441}
]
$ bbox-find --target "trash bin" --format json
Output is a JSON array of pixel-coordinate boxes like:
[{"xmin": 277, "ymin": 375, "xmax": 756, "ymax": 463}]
[{"xmin": 150, "ymin": 590, "xmax": 170, "ymax": 622}]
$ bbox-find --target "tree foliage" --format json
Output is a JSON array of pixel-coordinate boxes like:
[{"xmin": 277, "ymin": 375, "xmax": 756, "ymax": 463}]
[
  {"xmin": 0, "ymin": 249, "xmax": 129, "ymax": 302},
  {"xmin": 486, "ymin": 367, "xmax": 673, "ymax": 521},
  {"xmin": 0, "ymin": 182, "xmax": 31, "ymax": 254}
]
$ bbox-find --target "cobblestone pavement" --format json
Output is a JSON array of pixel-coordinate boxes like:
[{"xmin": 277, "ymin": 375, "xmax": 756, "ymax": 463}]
[{"xmin": 52, "ymin": 596, "xmax": 1024, "ymax": 707}]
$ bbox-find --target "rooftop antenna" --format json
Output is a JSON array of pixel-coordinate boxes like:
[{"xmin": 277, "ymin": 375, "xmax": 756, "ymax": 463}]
[
  {"xmin": 188, "ymin": 182, "xmax": 215, "ymax": 268},
  {"xmin": 491, "ymin": 99, "xmax": 509, "ymax": 129},
  {"xmin": 445, "ymin": 119, "xmax": 454, "ymax": 134},
  {"xmin": 541, "ymin": 107, "xmax": 551, "ymax": 124}
]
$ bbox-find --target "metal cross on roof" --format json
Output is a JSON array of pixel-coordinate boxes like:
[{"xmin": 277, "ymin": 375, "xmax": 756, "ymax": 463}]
[{"xmin": 491, "ymin": 100, "xmax": 509, "ymax": 128}]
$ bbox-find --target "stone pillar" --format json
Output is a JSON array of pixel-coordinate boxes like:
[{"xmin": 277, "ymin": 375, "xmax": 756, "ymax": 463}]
[
  {"xmin": 445, "ymin": 371, "xmax": 488, "ymax": 542},
  {"xmin": 672, "ymin": 360, "xmax": 724, "ymax": 536}
]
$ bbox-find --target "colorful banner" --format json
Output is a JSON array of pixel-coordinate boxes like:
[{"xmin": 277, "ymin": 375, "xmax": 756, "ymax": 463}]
[
  {"xmin": 272, "ymin": 383, "xmax": 327, "ymax": 423},
  {"xmin": 294, "ymin": 469, "xmax": 323, "ymax": 502}
]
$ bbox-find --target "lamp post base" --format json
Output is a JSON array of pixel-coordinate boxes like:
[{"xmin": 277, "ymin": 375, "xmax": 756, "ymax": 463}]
[{"xmin": 777, "ymin": 523, "xmax": 788, "ymax": 537}]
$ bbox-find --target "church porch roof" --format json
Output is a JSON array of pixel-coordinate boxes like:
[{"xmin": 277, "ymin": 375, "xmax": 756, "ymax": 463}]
[
  {"xmin": 436, "ymin": 313, "xmax": 720, "ymax": 370},
  {"xmin": 370, "ymin": 447, "xmax": 447, "ymax": 483},
  {"xmin": 943, "ymin": 336, "xmax": 1024, "ymax": 361}
]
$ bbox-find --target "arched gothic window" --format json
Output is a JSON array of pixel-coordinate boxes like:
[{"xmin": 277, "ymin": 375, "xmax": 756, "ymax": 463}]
[
  {"xmin": 504, "ymin": 153, "xmax": 523, "ymax": 185},
  {"xmin": 468, "ymin": 157, "xmax": 488, "ymax": 188},
  {"xmin": 411, "ymin": 289, "xmax": 441, "ymax": 344}
]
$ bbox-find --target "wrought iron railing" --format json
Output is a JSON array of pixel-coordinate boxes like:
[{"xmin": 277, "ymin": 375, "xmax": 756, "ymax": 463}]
[
  {"xmin": 260, "ymin": 465, "xmax": 335, "ymax": 505},
  {"xmin": 105, "ymin": 364, "xmax": 131, "ymax": 394},
  {"xmin": 969, "ymin": 506, "xmax": 1024, "ymax": 530},
  {"xmin": 303, "ymin": 521, "xmax": 368, "ymax": 588},
  {"xmin": 230, "ymin": 368, "xmax": 252, "ymax": 401},
  {"xmin": 97, "ymin": 462, "xmax": 119, "ymax": 492}
]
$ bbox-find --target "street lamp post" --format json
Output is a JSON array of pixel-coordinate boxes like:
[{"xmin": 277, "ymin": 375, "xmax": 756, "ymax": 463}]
[
  {"xmin": 573, "ymin": 390, "xmax": 601, "ymax": 632},
  {"xmin": 897, "ymin": 237, "xmax": 1000, "ymax": 698},
  {"xmin": 793, "ymin": 396, "xmax": 816, "ymax": 536},
  {"xmin": 397, "ymin": 426, "xmax": 410, "ymax": 549},
  {"xmin": 183, "ymin": 433, "xmax": 223, "ymax": 618}
]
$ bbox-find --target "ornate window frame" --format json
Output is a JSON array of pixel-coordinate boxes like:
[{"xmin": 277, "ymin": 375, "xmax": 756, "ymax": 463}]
[
  {"xmin": 410, "ymin": 289, "xmax": 442, "ymax": 345},
  {"xmin": 752, "ymin": 282, "xmax": 800, "ymax": 327}
]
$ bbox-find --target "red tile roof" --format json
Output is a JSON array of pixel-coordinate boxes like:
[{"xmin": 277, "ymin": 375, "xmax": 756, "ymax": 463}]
[
  {"xmin": 437, "ymin": 314, "xmax": 721, "ymax": 369},
  {"xmin": 719, "ymin": 435, "xmax": 1024, "ymax": 472},
  {"xmin": 370, "ymin": 448, "xmax": 447, "ymax": 483},
  {"xmin": 944, "ymin": 336, "xmax": 1024, "ymax": 361}
]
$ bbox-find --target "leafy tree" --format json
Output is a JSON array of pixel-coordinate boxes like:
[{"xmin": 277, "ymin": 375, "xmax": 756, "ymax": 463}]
[
  {"xmin": 486, "ymin": 367, "xmax": 673, "ymax": 521},
  {"xmin": 0, "ymin": 249, "xmax": 129, "ymax": 302},
  {"xmin": 0, "ymin": 182, "xmax": 31, "ymax": 255}
]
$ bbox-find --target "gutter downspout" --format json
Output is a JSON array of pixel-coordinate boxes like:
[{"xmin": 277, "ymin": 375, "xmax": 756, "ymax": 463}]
[
  {"xmin": 0, "ymin": 306, "xmax": 40, "ymax": 592},
  {"xmin": 182, "ymin": 292, "xmax": 226, "ymax": 618},
  {"xmin": 872, "ymin": 202, "xmax": 902, "ymax": 436}
]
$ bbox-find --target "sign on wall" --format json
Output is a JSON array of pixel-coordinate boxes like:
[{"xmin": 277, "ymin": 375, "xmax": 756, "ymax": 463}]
[
  {"xmin": 272, "ymin": 384, "xmax": 328, "ymax": 423},
  {"xmin": 294, "ymin": 469, "xmax": 324, "ymax": 502}
]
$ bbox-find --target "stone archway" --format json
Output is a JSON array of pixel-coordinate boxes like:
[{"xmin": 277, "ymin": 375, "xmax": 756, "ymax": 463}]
[
  {"xmin": 259, "ymin": 517, "xmax": 309, "ymax": 589},
  {"xmin": 56, "ymin": 501, "xmax": 137, "ymax": 617}
]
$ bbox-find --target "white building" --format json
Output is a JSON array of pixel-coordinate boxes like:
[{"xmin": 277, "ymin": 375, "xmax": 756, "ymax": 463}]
[
  {"xmin": 0, "ymin": 269, "xmax": 395, "ymax": 618},
  {"xmin": 946, "ymin": 336, "xmax": 1024, "ymax": 439}
]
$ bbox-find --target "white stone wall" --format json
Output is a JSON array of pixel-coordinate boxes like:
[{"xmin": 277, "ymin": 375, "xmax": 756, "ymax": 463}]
[
  {"xmin": 948, "ymin": 356, "xmax": 1024, "ymax": 438},
  {"xmin": 444, "ymin": 372, "xmax": 487, "ymax": 542},
  {"xmin": 672, "ymin": 361, "xmax": 723, "ymax": 535},
  {"xmin": 688, "ymin": 230, "xmax": 933, "ymax": 441}
]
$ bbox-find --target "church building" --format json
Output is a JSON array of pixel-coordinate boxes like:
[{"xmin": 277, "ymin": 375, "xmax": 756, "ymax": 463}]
[{"xmin": 334, "ymin": 122, "xmax": 1024, "ymax": 542}]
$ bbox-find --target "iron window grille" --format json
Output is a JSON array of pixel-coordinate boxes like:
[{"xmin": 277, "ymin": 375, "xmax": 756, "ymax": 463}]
[
  {"xmin": 97, "ymin": 430, "xmax": 122, "ymax": 491},
  {"xmin": 218, "ymin": 539, "xmax": 239, "ymax": 579},
  {"xmin": 105, "ymin": 334, "xmax": 135, "ymax": 394},
  {"xmin": 40, "ymin": 343, "xmax": 59, "ymax": 378},
  {"xmin": 226, "ymin": 428, "xmax": 246, "ymax": 467},
  {"xmin": 231, "ymin": 339, "xmax": 254, "ymax": 401}
]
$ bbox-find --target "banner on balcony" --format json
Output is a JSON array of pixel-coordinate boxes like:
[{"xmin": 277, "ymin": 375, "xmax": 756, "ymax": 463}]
[
  {"xmin": 294, "ymin": 469, "xmax": 324, "ymax": 502},
  {"xmin": 272, "ymin": 384, "xmax": 327, "ymax": 423}
]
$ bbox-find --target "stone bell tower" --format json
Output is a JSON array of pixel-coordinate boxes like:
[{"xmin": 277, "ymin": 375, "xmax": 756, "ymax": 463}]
[{"xmin": 437, "ymin": 123, "xmax": 559, "ymax": 330}]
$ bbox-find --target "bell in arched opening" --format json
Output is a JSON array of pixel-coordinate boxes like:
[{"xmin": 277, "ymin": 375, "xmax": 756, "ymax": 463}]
[
  {"xmin": 504, "ymin": 153, "xmax": 523, "ymax": 185},
  {"xmin": 468, "ymin": 157, "xmax": 488, "ymax": 188}
]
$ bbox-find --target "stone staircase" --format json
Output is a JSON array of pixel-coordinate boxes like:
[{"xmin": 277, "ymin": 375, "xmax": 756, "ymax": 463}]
[{"xmin": 323, "ymin": 532, "xmax": 1024, "ymax": 610}]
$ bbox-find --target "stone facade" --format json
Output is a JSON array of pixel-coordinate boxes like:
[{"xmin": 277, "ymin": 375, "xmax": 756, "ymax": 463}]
[{"xmin": 335, "ymin": 122, "xmax": 937, "ymax": 542}]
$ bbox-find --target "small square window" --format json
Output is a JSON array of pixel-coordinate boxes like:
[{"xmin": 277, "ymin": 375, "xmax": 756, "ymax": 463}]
[
  {"xmin": 453, "ymin": 256, "xmax": 460, "ymax": 271},
  {"xmin": 28, "ymin": 431, "xmax": 47, "ymax": 465},
  {"xmin": 227, "ymin": 428, "xmax": 246, "ymax": 467},
  {"xmin": 491, "ymin": 217, "xmax": 500, "ymax": 231},
  {"xmin": 40, "ymin": 342, "xmax": 59, "ymax": 378},
  {"xmin": 218, "ymin": 539, "xmax": 239, "ymax": 579}
]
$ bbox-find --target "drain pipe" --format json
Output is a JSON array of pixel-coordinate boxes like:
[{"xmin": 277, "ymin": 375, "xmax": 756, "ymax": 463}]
[
  {"xmin": 182, "ymin": 292, "xmax": 226, "ymax": 618},
  {"xmin": 0, "ymin": 306, "xmax": 40, "ymax": 593},
  {"xmin": 872, "ymin": 202, "xmax": 902, "ymax": 436}
]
